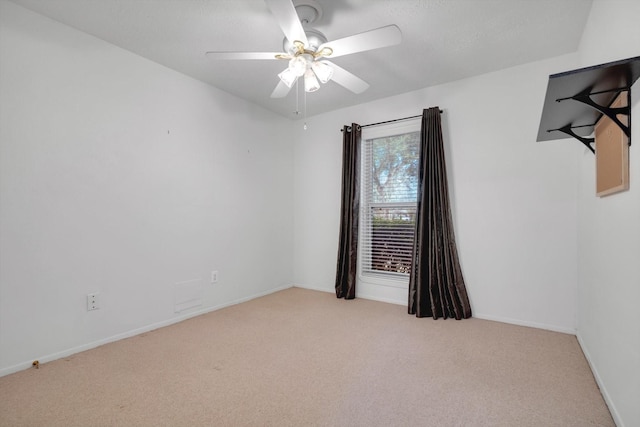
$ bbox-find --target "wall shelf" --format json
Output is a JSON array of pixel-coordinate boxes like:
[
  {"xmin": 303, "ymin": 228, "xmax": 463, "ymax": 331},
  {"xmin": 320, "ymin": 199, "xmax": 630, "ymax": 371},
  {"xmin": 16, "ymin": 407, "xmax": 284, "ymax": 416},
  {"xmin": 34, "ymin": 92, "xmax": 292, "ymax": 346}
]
[{"xmin": 536, "ymin": 56, "xmax": 640, "ymax": 154}]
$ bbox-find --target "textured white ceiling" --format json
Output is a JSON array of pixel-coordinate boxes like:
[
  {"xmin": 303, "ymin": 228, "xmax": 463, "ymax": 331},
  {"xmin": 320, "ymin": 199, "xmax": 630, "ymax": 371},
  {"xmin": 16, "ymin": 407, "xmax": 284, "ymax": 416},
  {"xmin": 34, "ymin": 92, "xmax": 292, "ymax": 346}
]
[{"xmin": 9, "ymin": 0, "xmax": 594, "ymax": 119}]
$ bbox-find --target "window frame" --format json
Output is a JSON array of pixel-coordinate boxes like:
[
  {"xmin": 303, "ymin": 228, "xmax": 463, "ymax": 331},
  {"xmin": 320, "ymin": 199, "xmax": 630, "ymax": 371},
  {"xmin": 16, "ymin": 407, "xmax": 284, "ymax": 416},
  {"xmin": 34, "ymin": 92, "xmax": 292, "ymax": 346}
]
[{"xmin": 358, "ymin": 120, "xmax": 421, "ymax": 290}]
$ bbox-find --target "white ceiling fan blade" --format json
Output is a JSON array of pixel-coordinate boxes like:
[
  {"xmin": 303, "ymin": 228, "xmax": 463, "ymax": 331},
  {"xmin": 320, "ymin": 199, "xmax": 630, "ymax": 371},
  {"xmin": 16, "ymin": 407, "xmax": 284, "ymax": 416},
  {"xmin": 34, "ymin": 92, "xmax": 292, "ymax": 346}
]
[
  {"xmin": 264, "ymin": 0, "xmax": 308, "ymax": 47},
  {"xmin": 319, "ymin": 25, "xmax": 402, "ymax": 59},
  {"xmin": 270, "ymin": 79, "xmax": 294, "ymax": 98},
  {"xmin": 205, "ymin": 51, "xmax": 283, "ymax": 60},
  {"xmin": 324, "ymin": 61, "xmax": 369, "ymax": 94}
]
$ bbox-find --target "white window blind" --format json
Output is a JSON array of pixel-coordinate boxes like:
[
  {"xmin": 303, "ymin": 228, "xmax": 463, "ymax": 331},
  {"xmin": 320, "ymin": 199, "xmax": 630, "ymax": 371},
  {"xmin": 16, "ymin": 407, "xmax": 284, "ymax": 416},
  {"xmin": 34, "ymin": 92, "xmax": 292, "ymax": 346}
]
[{"xmin": 360, "ymin": 128, "xmax": 420, "ymax": 280}]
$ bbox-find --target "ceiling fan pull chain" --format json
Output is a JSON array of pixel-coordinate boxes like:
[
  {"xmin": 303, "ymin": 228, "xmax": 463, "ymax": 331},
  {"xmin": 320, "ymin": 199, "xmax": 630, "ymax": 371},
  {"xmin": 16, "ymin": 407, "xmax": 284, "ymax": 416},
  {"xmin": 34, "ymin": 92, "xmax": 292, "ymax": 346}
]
[
  {"xmin": 296, "ymin": 78, "xmax": 300, "ymax": 115},
  {"xmin": 304, "ymin": 88, "xmax": 308, "ymax": 130}
]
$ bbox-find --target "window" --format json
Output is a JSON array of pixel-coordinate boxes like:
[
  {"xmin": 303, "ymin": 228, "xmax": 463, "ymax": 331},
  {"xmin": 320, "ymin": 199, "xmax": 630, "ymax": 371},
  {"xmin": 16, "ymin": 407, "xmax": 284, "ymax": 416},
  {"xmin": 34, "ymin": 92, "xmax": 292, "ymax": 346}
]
[{"xmin": 359, "ymin": 122, "xmax": 420, "ymax": 287}]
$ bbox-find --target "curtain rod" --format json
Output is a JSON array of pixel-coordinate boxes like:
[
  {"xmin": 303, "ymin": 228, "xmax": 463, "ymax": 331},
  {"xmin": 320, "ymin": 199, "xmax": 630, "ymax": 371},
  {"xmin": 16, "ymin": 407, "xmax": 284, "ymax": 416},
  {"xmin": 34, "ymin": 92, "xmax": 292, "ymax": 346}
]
[{"xmin": 340, "ymin": 110, "xmax": 443, "ymax": 132}]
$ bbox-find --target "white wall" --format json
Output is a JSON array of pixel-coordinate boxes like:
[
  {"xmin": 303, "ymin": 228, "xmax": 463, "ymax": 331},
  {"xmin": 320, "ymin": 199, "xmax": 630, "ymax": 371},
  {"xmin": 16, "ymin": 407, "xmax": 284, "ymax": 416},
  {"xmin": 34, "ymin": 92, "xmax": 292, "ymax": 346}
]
[
  {"xmin": 293, "ymin": 54, "xmax": 581, "ymax": 333},
  {"xmin": 0, "ymin": 1, "xmax": 294, "ymax": 375},
  {"xmin": 575, "ymin": 1, "xmax": 640, "ymax": 426}
]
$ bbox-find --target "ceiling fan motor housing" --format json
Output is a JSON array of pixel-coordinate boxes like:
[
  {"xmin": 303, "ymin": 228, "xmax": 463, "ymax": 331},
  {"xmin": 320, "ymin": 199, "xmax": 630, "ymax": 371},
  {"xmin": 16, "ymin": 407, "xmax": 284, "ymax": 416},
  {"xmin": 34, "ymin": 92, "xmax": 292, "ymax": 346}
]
[{"xmin": 283, "ymin": 27, "xmax": 328, "ymax": 55}]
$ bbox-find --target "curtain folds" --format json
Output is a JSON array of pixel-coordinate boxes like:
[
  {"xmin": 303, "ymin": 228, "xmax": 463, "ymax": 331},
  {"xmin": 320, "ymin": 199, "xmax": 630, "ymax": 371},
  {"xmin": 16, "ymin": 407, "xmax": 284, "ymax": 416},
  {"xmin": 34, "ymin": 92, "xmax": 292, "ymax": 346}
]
[
  {"xmin": 408, "ymin": 108, "xmax": 472, "ymax": 319},
  {"xmin": 335, "ymin": 123, "xmax": 361, "ymax": 299}
]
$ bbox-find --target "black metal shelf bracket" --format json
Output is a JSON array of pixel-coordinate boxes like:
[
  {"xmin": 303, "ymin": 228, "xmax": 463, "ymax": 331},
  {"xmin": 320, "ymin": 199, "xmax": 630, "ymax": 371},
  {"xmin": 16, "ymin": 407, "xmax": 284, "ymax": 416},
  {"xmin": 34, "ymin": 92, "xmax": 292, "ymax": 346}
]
[
  {"xmin": 556, "ymin": 87, "xmax": 632, "ymax": 153},
  {"xmin": 547, "ymin": 124, "xmax": 595, "ymax": 153}
]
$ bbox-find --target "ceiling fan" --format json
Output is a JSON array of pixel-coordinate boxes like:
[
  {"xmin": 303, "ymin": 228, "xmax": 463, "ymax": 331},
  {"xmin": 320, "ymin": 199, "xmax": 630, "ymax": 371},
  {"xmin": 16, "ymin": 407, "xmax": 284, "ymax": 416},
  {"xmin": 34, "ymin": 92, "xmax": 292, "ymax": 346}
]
[{"xmin": 205, "ymin": 0, "xmax": 402, "ymax": 98}]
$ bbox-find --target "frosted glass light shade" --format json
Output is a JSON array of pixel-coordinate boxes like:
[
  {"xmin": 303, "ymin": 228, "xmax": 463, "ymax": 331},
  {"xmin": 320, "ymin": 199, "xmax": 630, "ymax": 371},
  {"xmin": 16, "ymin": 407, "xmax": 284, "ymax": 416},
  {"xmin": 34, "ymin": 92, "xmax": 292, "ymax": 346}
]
[
  {"xmin": 304, "ymin": 69, "xmax": 320, "ymax": 92},
  {"xmin": 278, "ymin": 67, "xmax": 298, "ymax": 88},
  {"xmin": 311, "ymin": 61, "xmax": 333, "ymax": 83},
  {"xmin": 289, "ymin": 56, "xmax": 308, "ymax": 77}
]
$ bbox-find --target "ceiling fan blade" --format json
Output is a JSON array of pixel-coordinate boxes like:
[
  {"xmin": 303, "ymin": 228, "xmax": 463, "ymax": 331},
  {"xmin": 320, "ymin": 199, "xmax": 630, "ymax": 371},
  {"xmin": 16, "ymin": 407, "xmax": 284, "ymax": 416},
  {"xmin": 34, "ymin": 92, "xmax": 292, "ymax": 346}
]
[
  {"xmin": 205, "ymin": 51, "xmax": 283, "ymax": 60},
  {"xmin": 271, "ymin": 79, "xmax": 294, "ymax": 98},
  {"xmin": 319, "ymin": 25, "xmax": 402, "ymax": 59},
  {"xmin": 324, "ymin": 61, "xmax": 369, "ymax": 94},
  {"xmin": 264, "ymin": 0, "xmax": 308, "ymax": 47}
]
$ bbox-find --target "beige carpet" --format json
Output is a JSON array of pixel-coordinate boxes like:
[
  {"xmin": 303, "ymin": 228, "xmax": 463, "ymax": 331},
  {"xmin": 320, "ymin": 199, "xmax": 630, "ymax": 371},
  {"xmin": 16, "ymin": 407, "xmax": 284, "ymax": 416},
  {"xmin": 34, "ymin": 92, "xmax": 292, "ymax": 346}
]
[{"xmin": 0, "ymin": 288, "xmax": 614, "ymax": 426}]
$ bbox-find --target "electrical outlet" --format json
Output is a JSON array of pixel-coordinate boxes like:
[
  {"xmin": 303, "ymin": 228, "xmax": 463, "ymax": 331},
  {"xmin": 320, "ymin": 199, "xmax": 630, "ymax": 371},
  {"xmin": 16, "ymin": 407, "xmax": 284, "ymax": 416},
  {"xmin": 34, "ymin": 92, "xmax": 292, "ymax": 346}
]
[
  {"xmin": 211, "ymin": 270, "xmax": 219, "ymax": 284},
  {"xmin": 87, "ymin": 293, "xmax": 99, "ymax": 311}
]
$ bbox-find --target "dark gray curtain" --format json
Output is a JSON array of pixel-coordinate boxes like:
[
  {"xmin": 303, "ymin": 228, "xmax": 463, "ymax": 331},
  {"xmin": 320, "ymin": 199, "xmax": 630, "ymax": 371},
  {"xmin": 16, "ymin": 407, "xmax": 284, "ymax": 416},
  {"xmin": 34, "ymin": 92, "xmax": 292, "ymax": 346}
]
[
  {"xmin": 335, "ymin": 123, "xmax": 361, "ymax": 299},
  {"xmin": 408, "ymin": 108, "xmax": 472, "ymax": 319}
]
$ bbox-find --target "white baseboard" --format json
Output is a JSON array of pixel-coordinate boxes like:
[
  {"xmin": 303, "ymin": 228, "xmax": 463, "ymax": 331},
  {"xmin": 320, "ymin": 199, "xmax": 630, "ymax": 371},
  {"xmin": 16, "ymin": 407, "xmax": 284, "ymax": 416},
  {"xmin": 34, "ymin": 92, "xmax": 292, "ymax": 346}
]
[
  {"xmin": 0, "ymin": 284, "xmax": 293, "ymax": 378},
  {"xmin": 293, "ymin": 283, "xmax": 334, "ymax": 294},
  {"xmin": 472, "ymin": 312, "xmax": 576, "ymax": 334},
  {"xmin": 354, "ymin": 292, "xmax": 405, "ymax": 306},
  {"xmin": 576, "ymin": 333, "xmax": 623, "ymax": 427},
  {"xmin": 294, "ymin": 284, "xmax": 407, "ymax": 306},
  {"xmin": 295, "ymin": 285, "xmax": 576, "ymax": 333}
]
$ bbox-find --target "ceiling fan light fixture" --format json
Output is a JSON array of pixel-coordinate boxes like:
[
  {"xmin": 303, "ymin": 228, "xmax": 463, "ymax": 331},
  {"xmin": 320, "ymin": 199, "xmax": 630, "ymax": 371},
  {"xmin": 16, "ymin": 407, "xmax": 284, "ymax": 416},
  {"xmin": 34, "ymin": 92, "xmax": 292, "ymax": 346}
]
[
  {"xmin": 304, "ymin": 69, "xmax": 320, "ymax": 92},
  {"xmin": 311, "ymin": 60, "xmax": 333, "ymax": 83},
  {"xmin": 278, "ymin": 67, "xmax": 298, "ymax": 88}
]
